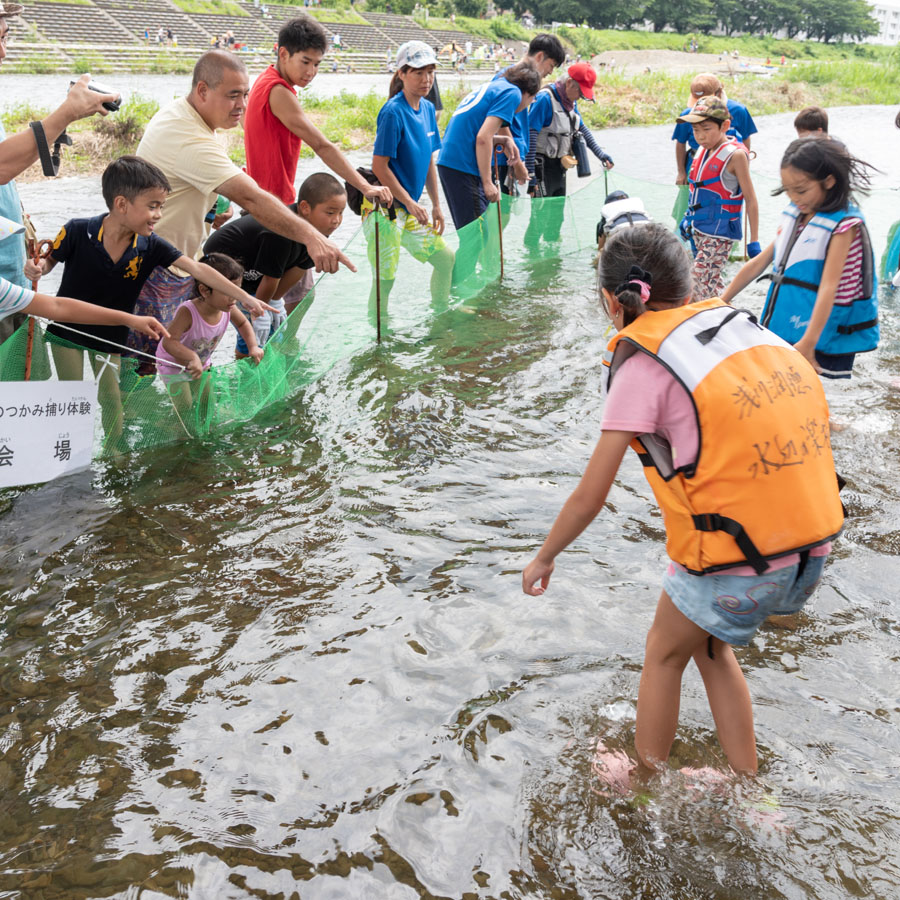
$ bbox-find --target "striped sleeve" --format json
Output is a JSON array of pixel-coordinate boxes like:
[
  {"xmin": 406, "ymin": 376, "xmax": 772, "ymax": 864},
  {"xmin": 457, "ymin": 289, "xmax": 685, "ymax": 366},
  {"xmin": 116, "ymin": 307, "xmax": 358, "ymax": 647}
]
[
  {"xmin": 0, "ymin": 275, "xmax": 35, "ymax": 321},
  {"xmin": 833, "ymin": 218, "xmax": 865, "ymax": 304}
]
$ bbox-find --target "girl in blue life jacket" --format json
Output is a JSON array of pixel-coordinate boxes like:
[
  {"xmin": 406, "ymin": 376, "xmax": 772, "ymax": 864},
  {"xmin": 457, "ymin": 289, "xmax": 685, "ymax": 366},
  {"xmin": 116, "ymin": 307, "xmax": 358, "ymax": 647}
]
[
  {"xmin": 723, "ymin": 137, "xmax": 879, "ymax": 379},
  {"xmin": 523, "ymin": 223, "xmax": 842, "ymax": 782}
]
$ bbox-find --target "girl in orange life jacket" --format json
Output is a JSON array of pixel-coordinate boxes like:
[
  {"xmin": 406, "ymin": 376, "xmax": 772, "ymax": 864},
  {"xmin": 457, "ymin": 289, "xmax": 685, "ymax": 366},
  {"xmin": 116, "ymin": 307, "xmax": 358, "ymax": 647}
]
[
  {"xmin": 678, "ymin": 96, "xmax": 760, "ymax": 302},
  {"xmin": 722, "ymin": 138, "xmax": 879, "ymax": 379},
  {"xmin": 522, "ymin": 223, "xmax": 842, "ymax": 779}
]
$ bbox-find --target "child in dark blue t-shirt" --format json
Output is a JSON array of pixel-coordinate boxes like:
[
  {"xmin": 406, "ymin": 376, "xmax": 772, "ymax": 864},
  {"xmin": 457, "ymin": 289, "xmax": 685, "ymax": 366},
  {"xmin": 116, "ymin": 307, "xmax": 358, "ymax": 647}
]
[{"xmin": 27, "ymin": 156, "xmax": 270, "ymax": 436}]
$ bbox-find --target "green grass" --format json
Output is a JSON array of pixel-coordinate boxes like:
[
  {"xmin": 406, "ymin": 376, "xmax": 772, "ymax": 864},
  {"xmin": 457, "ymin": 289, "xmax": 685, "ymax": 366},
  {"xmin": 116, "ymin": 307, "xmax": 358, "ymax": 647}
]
[
  {"xmin": 1, "ymin": 101, "xmax": 52, "ymax": 131},
  {"xmin": 146, "ymin": 52, "xmax": 196, "ymax": 74},
  {"xmin": 557, "ymin": 26, "xmax": 895, "ymax": 63},
  {"xmin": 307, "ymin": 7, "xmax": 369, "ymax": 25},
  {"xmin": 426, "ymin": 14, "xmax": 530, "ymax": 43},
  {"xmin": 70, "ymin": 52, "xmax": 114, "ymax": 74},
  {"xmin": 171, "ymin": 0, "xmax": 249, "ymax": 16},
  {"xmin": 1, "ymin": 56, "xmax": 63, "ymax": 74},
  {"xmin": 299, "ymin": 88, "xmax": 385, "ymax": 150}
]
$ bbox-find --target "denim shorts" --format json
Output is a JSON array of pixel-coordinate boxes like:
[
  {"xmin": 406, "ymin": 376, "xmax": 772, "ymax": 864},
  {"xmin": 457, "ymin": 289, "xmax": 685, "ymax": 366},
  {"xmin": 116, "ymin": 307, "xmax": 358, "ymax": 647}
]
[{"xmin": 662, "ymin": 555, "xmax": 828, "ymax": 646}]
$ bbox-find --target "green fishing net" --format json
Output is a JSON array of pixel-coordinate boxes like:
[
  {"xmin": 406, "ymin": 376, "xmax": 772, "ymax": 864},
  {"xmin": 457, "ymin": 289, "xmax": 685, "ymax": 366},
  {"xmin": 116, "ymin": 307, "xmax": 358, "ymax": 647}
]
[{"xmin": 1, "ymin": 171, "xmax": 896, "ymax": 459}]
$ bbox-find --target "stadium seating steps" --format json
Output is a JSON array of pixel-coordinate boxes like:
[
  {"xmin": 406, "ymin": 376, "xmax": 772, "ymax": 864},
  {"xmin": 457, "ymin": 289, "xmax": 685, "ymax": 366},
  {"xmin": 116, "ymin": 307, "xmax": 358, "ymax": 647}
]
[{"xmin": 6, "ymin": 2, "xmax": 503, "ymax": 70}]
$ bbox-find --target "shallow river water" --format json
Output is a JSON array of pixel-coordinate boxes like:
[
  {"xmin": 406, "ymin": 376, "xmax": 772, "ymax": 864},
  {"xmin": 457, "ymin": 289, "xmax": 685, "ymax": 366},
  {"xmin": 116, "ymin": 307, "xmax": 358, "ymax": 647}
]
[{"xmin": 1, "ymin": 101, "xmax": 900, "ymax": 899}]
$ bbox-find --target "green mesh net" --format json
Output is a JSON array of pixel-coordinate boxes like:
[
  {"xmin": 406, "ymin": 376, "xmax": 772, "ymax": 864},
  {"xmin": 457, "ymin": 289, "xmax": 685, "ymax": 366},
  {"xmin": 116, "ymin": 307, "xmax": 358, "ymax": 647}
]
[{"xmin": 2, "ymin": 169, "xmax": 898, "ymax": 459}]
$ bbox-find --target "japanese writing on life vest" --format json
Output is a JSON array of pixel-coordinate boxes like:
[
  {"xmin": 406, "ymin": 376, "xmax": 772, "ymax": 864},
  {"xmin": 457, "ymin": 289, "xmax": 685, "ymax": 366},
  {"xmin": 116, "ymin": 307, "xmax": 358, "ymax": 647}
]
[
  {"xmin": 748, "ymin": 417, "xmax": 829, "ymax": 479},
  {"xmin": 731, "ymin": 366, "xmax": 812, "ymax": 420}
]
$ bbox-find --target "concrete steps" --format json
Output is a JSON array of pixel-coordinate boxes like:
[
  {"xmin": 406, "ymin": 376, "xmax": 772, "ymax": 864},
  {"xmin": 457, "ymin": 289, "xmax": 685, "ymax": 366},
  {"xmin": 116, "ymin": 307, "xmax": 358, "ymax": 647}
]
[
  {"xmin": 20, "ymin": 1, "xmax": 138, "ymax": 45},
  {"xmin": 93, "ymin": 0, "xmax": 215, "ymax": 48}
]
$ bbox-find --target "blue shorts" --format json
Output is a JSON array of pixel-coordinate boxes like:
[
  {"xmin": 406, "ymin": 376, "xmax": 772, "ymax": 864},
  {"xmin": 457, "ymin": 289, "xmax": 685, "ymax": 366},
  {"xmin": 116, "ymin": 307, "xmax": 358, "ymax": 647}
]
[{"xmin": 662, "ymin": 555, "xmax": 828, "ymax": 646}]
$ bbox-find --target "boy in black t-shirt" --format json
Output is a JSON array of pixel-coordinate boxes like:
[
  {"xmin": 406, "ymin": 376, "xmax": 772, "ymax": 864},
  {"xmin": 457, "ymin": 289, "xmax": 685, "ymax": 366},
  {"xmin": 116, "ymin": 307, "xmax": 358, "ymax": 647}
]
[
  {"xmin": 27, "ymin": 157, "xmax": 272, "ymax": 435},
  {"xmin": 204, "ymin": 172, "xmax": 346, "ymax": 357}
]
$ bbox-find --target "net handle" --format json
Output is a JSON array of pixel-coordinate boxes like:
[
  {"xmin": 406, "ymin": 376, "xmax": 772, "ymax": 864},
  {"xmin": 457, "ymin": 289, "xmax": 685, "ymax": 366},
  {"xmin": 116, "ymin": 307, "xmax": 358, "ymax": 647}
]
[
  {"xmin": 374, "ymin": 202, "xmax": 382, "ymax": 344},
  {"xmin": 493, "ymin": 148, "xmax": 504, "ymax": 280}
]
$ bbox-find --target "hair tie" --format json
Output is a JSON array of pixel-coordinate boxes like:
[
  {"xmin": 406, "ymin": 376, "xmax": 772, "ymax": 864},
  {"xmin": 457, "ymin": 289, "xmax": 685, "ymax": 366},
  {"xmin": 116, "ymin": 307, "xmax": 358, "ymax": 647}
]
[{"xmin": 614, "ymin": 265, "xmax": 653, "ymax": 304}]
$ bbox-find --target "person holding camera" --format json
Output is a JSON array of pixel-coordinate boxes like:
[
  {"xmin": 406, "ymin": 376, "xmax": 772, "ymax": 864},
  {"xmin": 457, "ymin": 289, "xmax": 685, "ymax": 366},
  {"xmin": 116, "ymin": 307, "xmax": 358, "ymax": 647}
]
[{"xmin": 0, "ymin": 1, "xmax": 119, "ymax": 344}]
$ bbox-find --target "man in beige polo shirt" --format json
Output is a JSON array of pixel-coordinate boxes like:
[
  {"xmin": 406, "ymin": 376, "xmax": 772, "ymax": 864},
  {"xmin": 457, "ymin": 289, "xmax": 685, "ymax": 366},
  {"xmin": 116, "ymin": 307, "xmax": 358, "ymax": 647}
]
[{"xmin": 129, "ymin": 49, "xmax": 353, "ymax": 368}]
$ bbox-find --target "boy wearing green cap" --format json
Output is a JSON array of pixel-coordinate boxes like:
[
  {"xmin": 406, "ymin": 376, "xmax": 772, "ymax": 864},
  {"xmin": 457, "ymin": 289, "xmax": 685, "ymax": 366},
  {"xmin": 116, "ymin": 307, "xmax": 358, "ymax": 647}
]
[{"xmin": 678, "ymin": 96, "xmax": 759, "ymax": 301}]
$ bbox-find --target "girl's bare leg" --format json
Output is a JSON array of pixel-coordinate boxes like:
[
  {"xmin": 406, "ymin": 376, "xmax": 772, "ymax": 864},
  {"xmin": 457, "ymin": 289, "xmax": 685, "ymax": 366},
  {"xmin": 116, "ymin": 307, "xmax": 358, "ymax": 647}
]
[
  {"xmin": 635, "ymin": 589, "xmax": 717, "ymax": 771},
  {"xmin": 693, "ymin": 639, "xmax": 757, "ymax": 774}
]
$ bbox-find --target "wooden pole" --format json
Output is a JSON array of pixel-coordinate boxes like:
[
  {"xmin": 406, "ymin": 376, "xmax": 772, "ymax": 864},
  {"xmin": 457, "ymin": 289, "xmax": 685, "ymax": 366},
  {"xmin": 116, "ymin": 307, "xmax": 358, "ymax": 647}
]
[
  {"xmin": 374, "ymin": 204, "xmax": 382, "ymax": 344},
  {"xmin": 494, "ymin": 148, "xmax": 504, "ymax": 280},
  {"xmin": 24, "ymin": 238, "xmax": 42, "ymax": 381}
]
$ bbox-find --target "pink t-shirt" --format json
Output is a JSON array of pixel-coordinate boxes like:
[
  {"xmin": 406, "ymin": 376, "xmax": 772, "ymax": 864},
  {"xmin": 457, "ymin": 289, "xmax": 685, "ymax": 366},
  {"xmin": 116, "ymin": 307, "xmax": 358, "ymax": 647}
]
[
  {"xmin": 156, "ymin": 299, "xmax": 229, "ymax": 377},
  {"xmin": 602, "ymin": 352, "xmax": 830, "ymax": 575}
]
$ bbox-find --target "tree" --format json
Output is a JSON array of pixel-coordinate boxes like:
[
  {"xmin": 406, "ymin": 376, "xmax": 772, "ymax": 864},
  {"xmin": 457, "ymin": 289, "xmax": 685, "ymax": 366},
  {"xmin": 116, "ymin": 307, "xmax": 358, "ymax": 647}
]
[
  {"xmin": 510, "ymin": 0, "xmax": 640, "ymax": 29},
  {"xmin": 643, "ymin": 0, "xmax": 715, "ymax": 32},
  {"xmin": 801, "ymin": 0, "xmax": 878, "ymax": 41},
  {"xmin": 454, "ymin": 0, "xmax": 487, "ymax": 15}
]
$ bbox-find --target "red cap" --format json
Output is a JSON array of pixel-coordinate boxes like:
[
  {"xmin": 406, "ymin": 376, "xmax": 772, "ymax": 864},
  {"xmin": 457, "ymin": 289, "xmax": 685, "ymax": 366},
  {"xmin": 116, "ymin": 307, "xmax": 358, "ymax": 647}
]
[{"xmin": 568, "ymin": 61, "xmax": 596, "ymax": 101}]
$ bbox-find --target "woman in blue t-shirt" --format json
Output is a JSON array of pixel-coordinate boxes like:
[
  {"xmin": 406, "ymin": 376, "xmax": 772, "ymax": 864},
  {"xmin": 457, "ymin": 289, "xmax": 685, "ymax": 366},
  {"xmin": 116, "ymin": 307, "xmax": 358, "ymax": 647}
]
[{"xmin": 366, "ymin": 41, "xmax": 455, "ymax": 310}]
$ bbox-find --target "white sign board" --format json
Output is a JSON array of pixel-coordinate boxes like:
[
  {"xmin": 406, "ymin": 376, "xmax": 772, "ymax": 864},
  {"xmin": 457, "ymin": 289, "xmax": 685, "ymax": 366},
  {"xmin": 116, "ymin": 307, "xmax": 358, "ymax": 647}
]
[{"xmin": 0, "ymin": 381, "xmax": 98, "ymax": 488}]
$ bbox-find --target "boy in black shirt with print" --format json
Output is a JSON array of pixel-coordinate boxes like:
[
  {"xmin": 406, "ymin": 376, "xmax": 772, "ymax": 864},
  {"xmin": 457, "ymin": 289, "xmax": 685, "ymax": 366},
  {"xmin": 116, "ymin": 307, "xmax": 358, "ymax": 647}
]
[{"xmin": 204, "ymin": 172, "xmax": 346, "ymax": 357}]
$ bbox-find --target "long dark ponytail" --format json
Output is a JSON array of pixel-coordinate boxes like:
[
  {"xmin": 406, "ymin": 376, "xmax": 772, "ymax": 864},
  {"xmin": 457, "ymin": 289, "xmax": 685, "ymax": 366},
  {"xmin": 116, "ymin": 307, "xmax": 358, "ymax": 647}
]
[{"xmin": 389, "ymin": 65, "xmax": 412, "ymax": 98}]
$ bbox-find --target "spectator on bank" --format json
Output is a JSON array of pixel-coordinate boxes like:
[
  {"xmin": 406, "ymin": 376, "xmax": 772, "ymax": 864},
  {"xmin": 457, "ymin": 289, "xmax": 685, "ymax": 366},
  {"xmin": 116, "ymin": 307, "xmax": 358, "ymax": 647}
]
[
  {"xmin": 0, "ymin": 3, "xmax": 120, "ymax": 345},
  {"xmin": 130, "ymin": 50, "xmax": 353, "ymax": 370}
]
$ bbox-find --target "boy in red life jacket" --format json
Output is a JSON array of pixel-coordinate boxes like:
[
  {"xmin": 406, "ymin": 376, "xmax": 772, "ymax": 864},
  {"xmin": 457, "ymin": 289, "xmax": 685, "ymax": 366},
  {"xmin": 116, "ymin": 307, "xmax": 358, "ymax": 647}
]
[
  {"xmin": 243, "ymin": 16, "xmax": 392, "ymax": 210},
  {"xmin": 677, "ymin": 96, "xmax": 760, "ymax": 302}
]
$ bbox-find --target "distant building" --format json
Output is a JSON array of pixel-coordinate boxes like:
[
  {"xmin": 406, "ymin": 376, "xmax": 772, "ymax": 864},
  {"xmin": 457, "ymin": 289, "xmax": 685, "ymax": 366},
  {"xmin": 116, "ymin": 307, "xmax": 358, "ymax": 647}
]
[{"xmin": 867, "ymin": 0, "xmax": 900, "ymax": 43}]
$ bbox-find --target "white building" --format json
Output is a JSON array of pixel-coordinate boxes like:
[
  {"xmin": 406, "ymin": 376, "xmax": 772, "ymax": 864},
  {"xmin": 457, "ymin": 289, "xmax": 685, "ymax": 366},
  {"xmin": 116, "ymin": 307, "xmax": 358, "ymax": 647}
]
[{"xmin": 867, "ymin": 0, "xmax": 900, "ymax": 44}]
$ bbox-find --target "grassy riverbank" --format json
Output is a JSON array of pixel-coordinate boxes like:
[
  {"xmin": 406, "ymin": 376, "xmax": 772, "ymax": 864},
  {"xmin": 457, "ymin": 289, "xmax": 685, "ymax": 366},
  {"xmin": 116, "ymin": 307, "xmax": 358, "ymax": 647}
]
[{"xmin": 5, "ymin": 57, "xmax": 898, "ymax": 180}]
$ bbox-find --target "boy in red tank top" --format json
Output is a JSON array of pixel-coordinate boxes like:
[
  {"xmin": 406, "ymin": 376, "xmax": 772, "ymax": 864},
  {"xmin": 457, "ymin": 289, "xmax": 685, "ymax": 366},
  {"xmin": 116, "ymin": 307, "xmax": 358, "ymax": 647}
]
[{"xmin": 244, "ymin": 16, "xmax": 393, "ymax": 208}]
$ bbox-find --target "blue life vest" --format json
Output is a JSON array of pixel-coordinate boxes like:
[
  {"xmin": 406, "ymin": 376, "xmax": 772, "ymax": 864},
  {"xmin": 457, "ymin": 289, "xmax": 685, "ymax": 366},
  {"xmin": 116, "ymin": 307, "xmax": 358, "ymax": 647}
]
[
  {"xmin": 761, "ymin": 203, "xmax": 879, "ymax": 355},
  {"xmin": 684, "ymin": 138, "xmax": 744, "ymax": 242}
]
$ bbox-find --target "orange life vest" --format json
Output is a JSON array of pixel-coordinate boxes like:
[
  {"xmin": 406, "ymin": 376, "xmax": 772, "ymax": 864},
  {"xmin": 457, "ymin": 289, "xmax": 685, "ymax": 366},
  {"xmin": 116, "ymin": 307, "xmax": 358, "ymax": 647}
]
[{"xmin": 602, "ymin": 297, "xmax": 843, "ymax": 574}]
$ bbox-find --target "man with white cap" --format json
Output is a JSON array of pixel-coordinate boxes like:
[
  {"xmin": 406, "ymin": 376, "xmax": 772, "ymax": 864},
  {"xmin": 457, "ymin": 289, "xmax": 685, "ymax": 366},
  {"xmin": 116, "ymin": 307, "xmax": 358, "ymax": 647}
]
[{"xmin": 0, "ymin": 1, "xmax": 119, "ymax": 343}]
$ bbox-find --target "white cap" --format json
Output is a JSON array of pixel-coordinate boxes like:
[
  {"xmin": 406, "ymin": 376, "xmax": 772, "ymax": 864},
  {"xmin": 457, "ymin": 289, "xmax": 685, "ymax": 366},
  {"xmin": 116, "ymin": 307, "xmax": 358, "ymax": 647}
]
[
  {"xmin": 396, "ymin": 40, "xmax": 437, "ymax": 69},
  {"xmin": 0, "ymin": 214, "xmax": 26, "ymax": 242}
]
